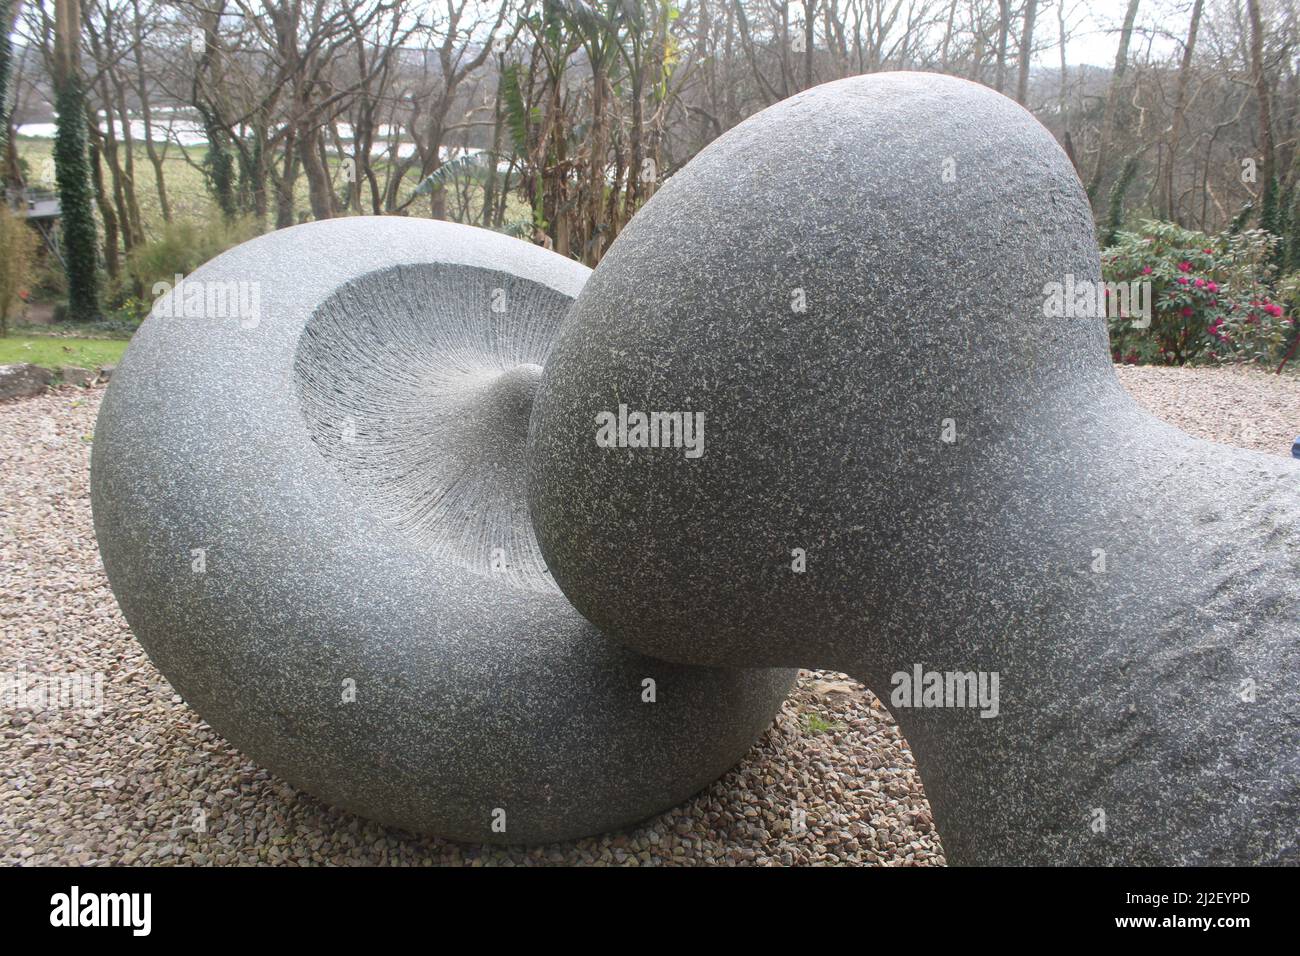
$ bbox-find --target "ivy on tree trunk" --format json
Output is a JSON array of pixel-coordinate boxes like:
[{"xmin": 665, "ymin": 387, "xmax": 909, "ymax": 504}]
[
  {"xmin": 202, "ymin": 118, "xmax": 238, "ymax": 221},
  {"xmin": 0, "ymin": 0, "xmax": 21, "ymax": 191},
  {"xmin": 1102, "ymin": 156, "xmax": 1141, "ymax": 247},
  {"xmin": 54, "ymin": 74, "xmax": 100, "ymax": 321}
]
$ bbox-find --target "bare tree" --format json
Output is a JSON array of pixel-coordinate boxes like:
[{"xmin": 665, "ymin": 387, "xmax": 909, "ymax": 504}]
[
  {"xmin": 1015, "ymin": 0, "xmax": 1037, "ymax": 105},
  {"xmin": 1163, "ymin": 0, "xmax": 1204, "ymax": 221},
  {"xmin": 1087, "ymin": 0, "xmax": 1142, "ymax": 200}
]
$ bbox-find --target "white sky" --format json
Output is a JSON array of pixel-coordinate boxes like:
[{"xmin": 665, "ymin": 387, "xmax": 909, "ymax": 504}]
[{"xmin": 1056, "ymin": 0, "xmax": 1186, "ymax": 67}]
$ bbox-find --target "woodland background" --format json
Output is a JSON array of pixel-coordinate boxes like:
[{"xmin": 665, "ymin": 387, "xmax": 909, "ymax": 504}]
[{"xmin": 0, "ymin": 0, "xmax": 1297, "ymax": 363}]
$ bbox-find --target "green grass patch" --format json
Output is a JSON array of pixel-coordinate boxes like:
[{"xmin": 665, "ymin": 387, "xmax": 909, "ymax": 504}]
[
  {"xmin": 803, "ymin": 713, "xmax": 846, "ymax": 735},
  {"xmin": 0, "ymin": 335, "xmax": 128, "ymax": 370}
]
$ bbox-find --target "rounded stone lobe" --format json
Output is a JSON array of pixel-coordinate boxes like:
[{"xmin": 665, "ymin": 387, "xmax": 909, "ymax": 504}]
[
  {"xmin": 527, "ymin": 72, "xmax": 1300, "ymax": 865},
  {"xmin": 92, "ymin": 216, "xmax": 796, "ymax": 844},
  {"xmin": 528, "ymin": 71, "xmax": 1107, "ymax": 667}
]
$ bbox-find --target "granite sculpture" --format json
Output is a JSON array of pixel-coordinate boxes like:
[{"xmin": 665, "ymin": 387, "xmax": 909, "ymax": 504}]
[
  {"xmin": 527, "ymin": 72, "xmax": 1300, "ymax": 864},
  {"xmin": 91, "ymin": 71, "xmax": 1296, "ymax": 863},
  {"xmin": 91, "ymin": 216, "xmax": 796, "ymax": 843}
]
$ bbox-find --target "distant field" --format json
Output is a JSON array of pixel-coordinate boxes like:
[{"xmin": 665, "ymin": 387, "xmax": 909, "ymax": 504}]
[
  {"xmin": 18, "ymin": 135, "xmax": 217, "ymax": 230},
  {"xmin": 0, "ymin": 335, "xmax": 129, "ymax": 370},
  {"xmin": 16, "ymin": 136, "xmax": 523, "ymax": 240}
]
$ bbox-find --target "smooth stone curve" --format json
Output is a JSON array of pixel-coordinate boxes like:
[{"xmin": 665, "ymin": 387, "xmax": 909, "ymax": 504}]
[
  {"xmin": 91, "ymin": 216, "xmax": 795, "ymax": 844},
  {"xmin": 527, "ymin": 73, "xmax": 1300, "ymax": 864}
]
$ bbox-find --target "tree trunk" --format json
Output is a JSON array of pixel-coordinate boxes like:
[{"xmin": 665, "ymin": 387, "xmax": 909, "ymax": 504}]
[
  {"xmin": 249, "ymin": 128, "xmax": 269, "ymax": 225},
  {"xmin": 1246, "ymin": 0, "xmax": 1277, "ymax": 232},
  {"xmin": 482, "ymin": 71, "xmax": 504, "ymax": 228},
  {"xmin": 625, "ymin": 65, "xmax": 645, "ymax": 223},
  {"xmin": 939, "ymin": 0, "xmax": 958, "ymax": 71},
  {"xmin": 297, "ymin": 124, "xmax": 334, "ymax": 221},
  {"xmin": 0, "ymin": 0, "xmax": 22, "ymax": 189},
  {"xmin": 274, "ymin": 129, "xmax": 298, "ymax": 229},
  {"xmin": 87, "ymin": 128, "xmax": 119, "ymax": 283},
  {"xmin": 130, "ymin": 0, "xmax": 168, "ymax": 222},
  {"xmin": 1164, "ymin": 0, "xmax": 1203, "ymax": 222},
  {"xmin": 1087, "ymin": 0, "xmax": 1142, "ymax": 202},
  {"xmin": 585, "ymin": 65, "xmax": 608, "ymax": 264},
  {"xmin": 802, "ymin": 0, "xmax": 815, "ymax": 91},
  {"xmin": 110, "ymin": 71, "xmax": 143, "ymax": 245},
  {"xmin": 53, "ymin": 0, "xmax": 100, "ymax": 320},
  {"xmin": 1016, "ymin": 0, "xmax": 1039, "ymax": 105},
  {"xmin": 430, "ymin": 172, "xmax": 447, "ymax": 220},
  {"xmin": 94, "ymin": 79, "xmax": 134, "ymax": 260},
  {"xmin": 994, "ymin": 0, "xmax": 1011, "ymax": 93}
]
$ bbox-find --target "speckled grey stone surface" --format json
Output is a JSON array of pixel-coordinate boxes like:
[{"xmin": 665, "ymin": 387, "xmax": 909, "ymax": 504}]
[
  {"xmin": 91, "ymin": 216, "xmax": 795, "ymax": 844},
  {"xmin": 527, "ymin": 73, "xmax": 1300, "ymax": 864}
]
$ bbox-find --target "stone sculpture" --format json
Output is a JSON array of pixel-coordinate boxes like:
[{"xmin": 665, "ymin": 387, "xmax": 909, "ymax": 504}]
[
  {"xmin": 527, "ymin": 73, "xmax": 1300, "ymax": 864},
  {"xmin": 92, "ymin": 71, "xmax": 1296, "ymax": 864},
  {"xmin": 91, "ymin": 216, "xmax": 796, "ymax": 843}
]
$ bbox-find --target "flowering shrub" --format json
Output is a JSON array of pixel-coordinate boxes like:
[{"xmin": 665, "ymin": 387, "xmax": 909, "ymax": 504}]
[
  {"xmin": 1101, "ymin": 220, "xmax": 1292, "ymax": 365},
  {"xmin": 1277, "ymin": 272, "xmax": 1300, "ymax": 368}
]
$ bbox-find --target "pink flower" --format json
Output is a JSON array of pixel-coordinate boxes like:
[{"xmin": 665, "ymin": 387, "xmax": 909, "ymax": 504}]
[
  {"xmin": 1178, "ymin": 261, "xmax": 1192, "ymax": 272},
  {"xmin": 1194, "ymin": 278, "xmax": 1206, "ymax": 288},
  {"xmin": 1141, "ymin": 266, "xmax": 1153, "ymax": 275},
  {"xmin": 1177, "ymin": 276, "xmax": 1189, "ymax": 285},
  {"xmin": 1202, "ymin": 248, "xmax": 1214, "ymax": 255},
  {"xmin": 1181, "ymin": 306, "xmax": 1194, "ymax": 318},
  {"xmin": 1264, "ymin": 303, "xmax": 1283, "ymax": 317},
  {"xmin": 1207, "ymin": 281, "xmax": 1218, "ymax": 293}
]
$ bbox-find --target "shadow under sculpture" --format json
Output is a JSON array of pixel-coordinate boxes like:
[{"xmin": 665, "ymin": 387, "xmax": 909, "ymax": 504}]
[
  {"xmin": 91, "ymin": 216, "xmax": 796, "ymax": 843},
  {"xmin": 526, "ymin": 73, "xmax": 1300, "ymax": 864}
]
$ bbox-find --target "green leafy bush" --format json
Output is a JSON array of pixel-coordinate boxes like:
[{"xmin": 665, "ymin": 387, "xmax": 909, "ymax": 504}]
[
  {"xmin": 29, "ymin": 258, "xmax": 67, "ymax": 301},
  {"xmin": 125, "ymin": 216, "xmax": 262, "ymax": 318},
  {"xmin": 0, "ymin": 204, "xmax": 38, "ymax": 335},
  {"xmin": 1102, "ymin": 220, "xmax": 1291, "ymax": 365}
]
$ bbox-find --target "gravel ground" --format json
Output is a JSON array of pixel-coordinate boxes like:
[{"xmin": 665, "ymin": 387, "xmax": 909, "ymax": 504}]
[
  {"xmin": 1113, "ymin": 364, "xmax": 1300, "ymax": 456},
  {"xmin": 2, "ymin": 365, "xmax": 1296, "ymax": 866}
]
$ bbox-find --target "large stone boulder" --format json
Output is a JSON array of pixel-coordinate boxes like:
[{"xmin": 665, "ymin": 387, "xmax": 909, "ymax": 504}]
[
  {"xmin": 92, "ymin": 216, "xmax": 795, "ymax": 843},
  {"xmin": 0, "ymin": 363, "xmax": 53, "ymax": 401},
  {"xmin": 59, "ymin": 366, "xmax": 95, "ymax": 388},
  {"xmin": 527, "ymin": 72, "xmax": 1300, "ymax": 864}
]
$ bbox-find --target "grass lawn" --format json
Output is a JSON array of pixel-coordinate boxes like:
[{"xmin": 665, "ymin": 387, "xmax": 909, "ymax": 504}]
[{"xmin": 0, "ymin": 335, "xmax": 129, "ymax": 370}]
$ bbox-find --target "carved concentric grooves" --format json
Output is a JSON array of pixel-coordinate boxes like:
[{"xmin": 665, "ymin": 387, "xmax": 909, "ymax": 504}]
[{"xmin": 294, "ymin": 261, "xmax": 568, "ymax": 592}]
